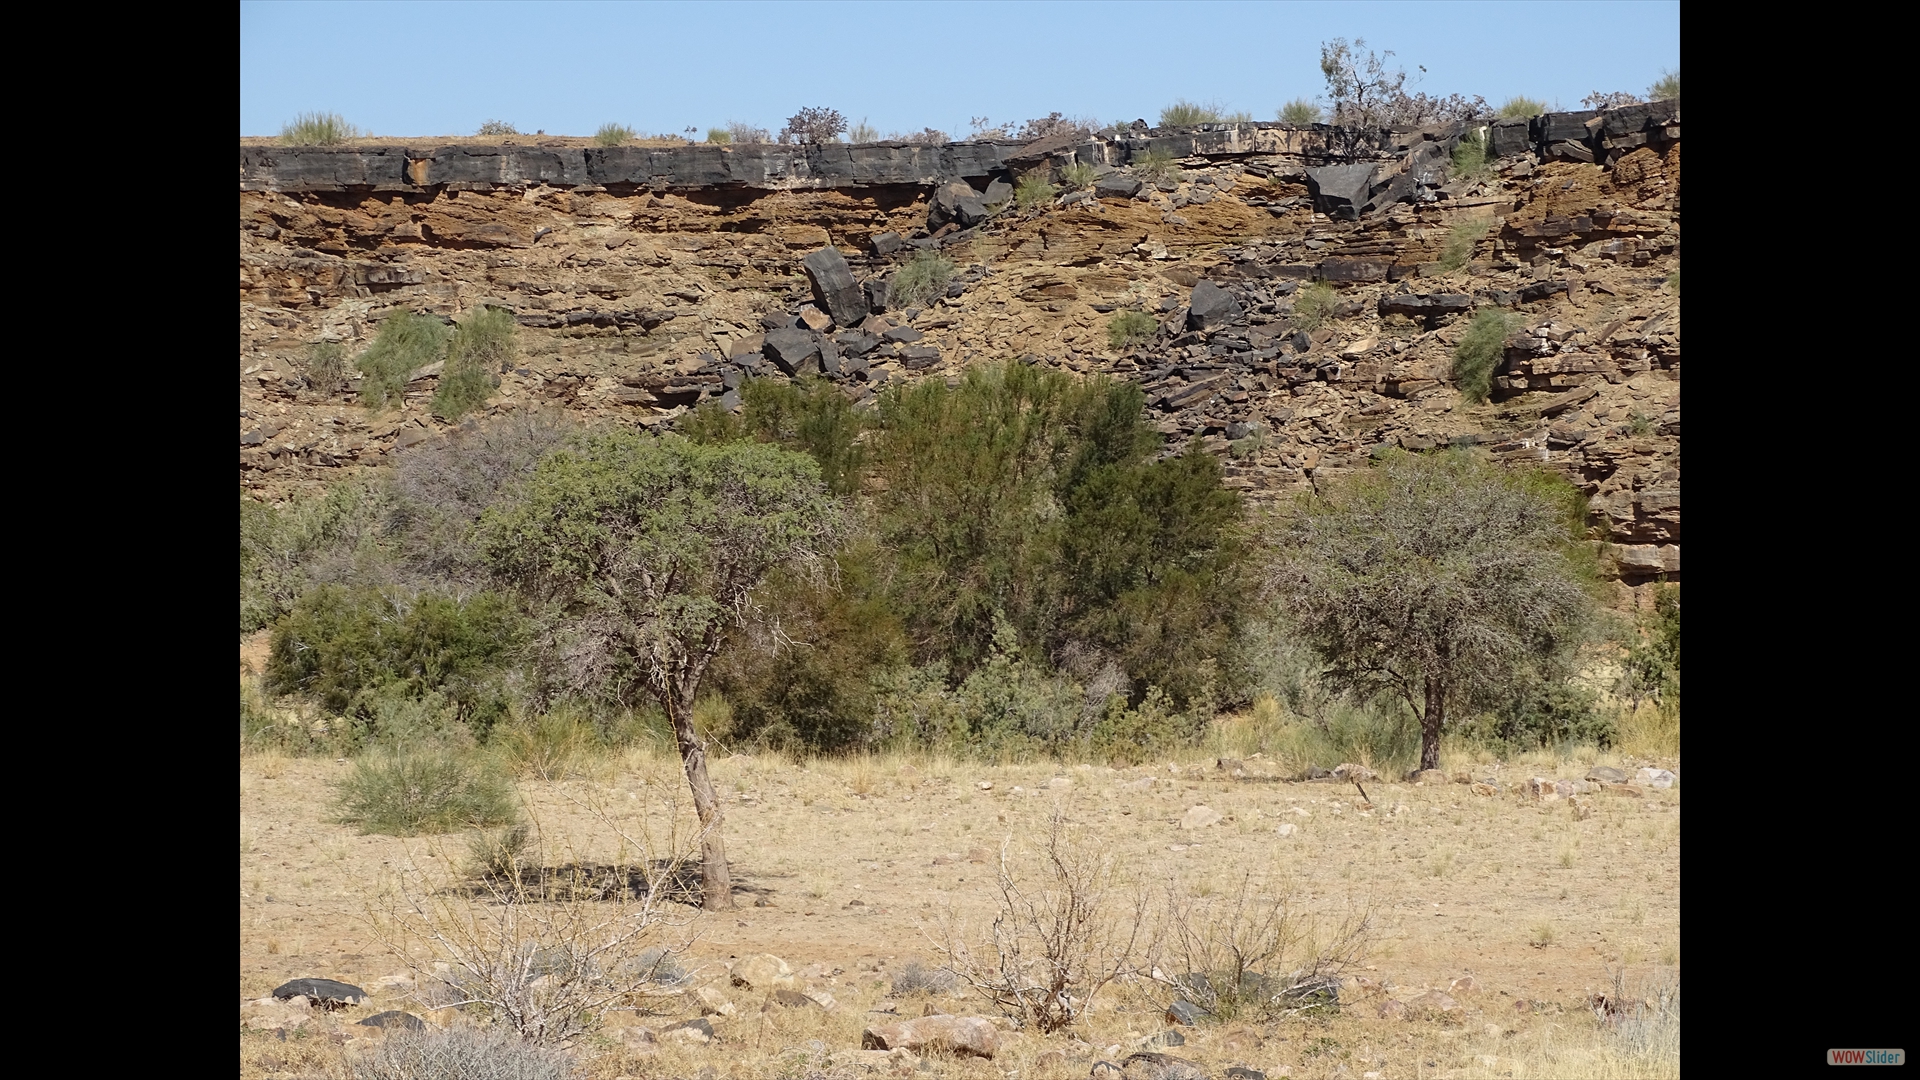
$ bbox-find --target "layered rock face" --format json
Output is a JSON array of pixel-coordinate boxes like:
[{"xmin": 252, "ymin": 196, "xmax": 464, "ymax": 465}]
[{"xmin": 239, "ymin": 106, "xmax": 1677, "ymax": 582}]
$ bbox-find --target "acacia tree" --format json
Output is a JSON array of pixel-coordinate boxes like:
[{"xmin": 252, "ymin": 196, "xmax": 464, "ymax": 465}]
[
  {"xmin": 479, "ymin": 433, "xmax": 846, "ymax": 909},
  {"xmin": 1263, "ymin": 450, "xmax": 1592, "ymax": 771},
  {"xmin": 1317, "ymin": 38, "xmax": 1488, "ymax": 160}
]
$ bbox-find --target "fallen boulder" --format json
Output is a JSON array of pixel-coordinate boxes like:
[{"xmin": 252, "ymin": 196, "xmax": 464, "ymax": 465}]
[
  {"xmin": 803, "ymin": 246, "xmax": 867, "ymax": 327},
  {"xmin": 928, "ymin": 182, "xmax": 990, "ymax": 231},
  {"xmin": 1186, "ymin": 280, "xmax": 1243, "ymax": 332},
  {"xmin": 272, "ymin": 978, "xmax": 366, "ymax": 1010}
]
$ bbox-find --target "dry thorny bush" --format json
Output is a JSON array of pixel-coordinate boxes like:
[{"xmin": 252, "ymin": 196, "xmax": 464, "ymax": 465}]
[
  {"xmin": 366, "ymin": 774, "xmax": 707, "ymax": 1048},
  {"xmin": 1143, "ymin": 871, "xmax": 1375, "ymax": 1022},
  {"xmin": 932, "ymin": 804, "xmax": 1377, "ymax": 1035},
  {"xmin": 932, "ymin": 807, "xmax": 1144, "ymax": 1034}
]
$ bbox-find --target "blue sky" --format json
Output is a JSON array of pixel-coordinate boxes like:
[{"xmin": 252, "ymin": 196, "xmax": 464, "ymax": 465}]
[{"xmin": 239, "ymin": 1, "xmax": 1679, "ymax": 138}]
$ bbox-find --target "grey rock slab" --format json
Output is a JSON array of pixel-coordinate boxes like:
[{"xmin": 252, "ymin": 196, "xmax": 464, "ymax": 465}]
[
  {"xmin": 1306, "ymin": 163, "xmax": 1377, "ymax": 220},
  {"xmin": 272, "ymin": 978, "xmax": 367, "ymax": 1008},
  {"xmin": 1186, "ymin": 280, "xmax": 1243, "ymax": 332},
  {"xmin": 802, "ymin": 246, "xmax": 867, "ymax": 327},
  {"xmin": 762, "ymin": 327, "xmax": 821, "ymax": 376}
]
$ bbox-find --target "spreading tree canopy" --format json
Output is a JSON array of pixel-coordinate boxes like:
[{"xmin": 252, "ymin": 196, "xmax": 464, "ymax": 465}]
[
  {"xmin": 479, "ymin": 433, "xmax": 847, "ymax": 909},
  {"xmin": 1264, "ymin": 450, "xmax": 1593, "ymax": 771}
]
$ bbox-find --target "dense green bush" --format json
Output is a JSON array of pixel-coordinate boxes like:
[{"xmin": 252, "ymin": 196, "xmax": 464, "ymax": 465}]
[
  {"xmin": 265, "ymin": 584, "xmax": 522, "ymax": 736},
  {"xmin": 1057, "ymin": 443, "xmax": 1247, "ymax": 707},
  {"xmin": 355, "ymin": 311, "xmax": 448, "ymax": 410},
  {"xmin": 432, "ymin": 307, "xmax": 516, "ymax": 421},
  {"xmin": 1624, "ymin": 583, "xmax": 1680, "ymax": 710},
  {"xmin": 681, "ymin": 377, "xmax": 866, "ymax": 495},
  {"xmin": 334, "ymin": 747, "xmax": 518, "ymax": 835},
  {"xmin": 477, "ymin": 120, "xmax": 519, "ymax": 136},
  {"xmin": 888, "ymin": 251, "xmax": 956, "ymax": 309},
  {"xmin": 1465, "ymin": 678, "xmax": 1614, "ymax": 750},
  {"xmin": 1498, "ymin": 96, "xmax": 1546, "ymax": 118},
  {"xmin": 873, "ymin": 364, "xmax": 1244, "ymax": 702},
  {"xmin": 1092, "ymin": 685, "xmax": 1215, "ymax": 764},
  {"xmin": 1649, "ymin": 69, "xmax": 1679, "ymax": 100},
  {"xmin": 711, "ymin": 541, "xmax": 908, "ymax": 754},
  {"xmin": 1450, "ymin": 308, "xmax": 1518, "ymax": 403}
]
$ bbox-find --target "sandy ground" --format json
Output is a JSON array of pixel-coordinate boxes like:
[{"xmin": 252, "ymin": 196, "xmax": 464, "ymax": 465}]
[{"xmin": 239, "ymin": 744, "xmax": 1678, "ymax": 1078}]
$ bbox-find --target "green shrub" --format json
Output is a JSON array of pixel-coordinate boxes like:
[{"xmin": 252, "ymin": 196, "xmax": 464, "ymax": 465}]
[
  {"xmin": 464, "ymin": 822, "xmax": 532, "ymax": 881},
  {"xmin": 477, "ymin": 119, "xmax": 519, "ymax": 136},
  {"xmin": 1290, "ymin": 281, "xmax": 1340, "ymax": 331},
  {"xmin": 1666, "ymin": 268, "xmax": 1679, "ymax": 296},
  {"xmin": 1132, "ymin": 149, "xmax": 1182, "ymax": 186},
  {"xmin": 683, "ymin": 376, "xmax": 867, "ymax": 495},
  {"xmin": 1498, "ymin": 97, "xmax": 1546, "ymax": 118},
  {"xmin": 334, "ymin": 747, "xmax": 517, "ymax": 835},
  {"xmin": 1279, "ymin": 99, "xmax": 1321, "ymax": 125},
  {"xmin": 240, "ymin": 479, "xmax": 398, "ymax": 633},
  {"xmin": 949, "ymin": 618, "xmax": 1088, "ymax": 755},
  {"xmin": 1464, "ymin": 678, "xmax": 1614, "ymax": 751},
  {"xmin": 304, "ymin": 341, "xmax": 348, "ymax": 397},
  {"xmin": 594, "ymin": 123, "xmax": 636, "ymax": 147},
  {"xmin": 1623, "ymin": 582, "xmax": 1680, "ymax": 710},
  {"xmin": 1437, "ymin": 217, "xmax": 1493, "ymax": 271},
  {"xmin": 848, "ymin": 119, "xmax": 879, "ymax": 144},
  {"xmin": 1107, "ymin": 309, "xmax": 1158, "ymax": 350},
  {"xmin": 1014, "ymin": 172, "xmax": 1058, "ymax": 209},
  {"xmin": 280, "ymin": 112, "xmax": 359, "ymax": 146},
  {"xmin": 1060, "ymin": 163, "xmax": 1099, "ymax": 189},
  {"xmin": 1160, "ymin": 99, "xmax": 1223, "ymax": 126},
  {"xmin": 432, "ymin": 307, "xmax": 516, "ymax": 421},
  {"xmin": 862, "ymin": 619, "xmax": 1092, "ymax": 758},
  {"xmin": 888, "ymin": 250, "xmax": 956, "ymax": 309},
  {"xmin": 705, "ymin": 128, "xmax": 731, "ymax": 144},
  {"xmin": 265, "ymin": 584, "xmax": 523, "ymax": 736},
  {"xmin": 1090, "ymin": 685, "xmax": 1208, "ymax": 764},
  {"xmin": 873, "ymin": 365, "xmax": 1244, "ymax": 702},
  {"xmin": 354, "ymin": 310, "xmax": 448, "ymax": 410},
  {"xmin": 1449, "ymin": 129, "xmax": 1490, "ymax": 182},
  {"xmin": 1450, "ymin": 308, "xmax": 1518, "ymax": 403},
  {"xmin": 1648, "ymin": 68, "xmax": 1679, "ymax": 101}
]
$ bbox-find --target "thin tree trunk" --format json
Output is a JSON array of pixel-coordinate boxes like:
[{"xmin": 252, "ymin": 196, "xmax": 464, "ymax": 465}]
[
  {"xmin": 1421, "ymin": 677, "xmax": 1445, "ymax": 772},
  {"xmin": 666, "ymin": 686, "xmax": 733, "ymax": 910}
]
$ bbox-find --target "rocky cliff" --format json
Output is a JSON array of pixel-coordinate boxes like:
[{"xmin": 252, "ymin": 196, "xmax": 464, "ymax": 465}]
[{"xmin": 239, "ymin": 105, "xmax": 1678, "ymax": 583}]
